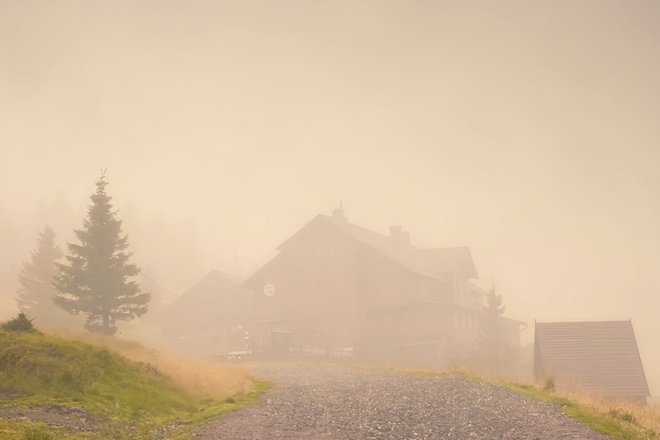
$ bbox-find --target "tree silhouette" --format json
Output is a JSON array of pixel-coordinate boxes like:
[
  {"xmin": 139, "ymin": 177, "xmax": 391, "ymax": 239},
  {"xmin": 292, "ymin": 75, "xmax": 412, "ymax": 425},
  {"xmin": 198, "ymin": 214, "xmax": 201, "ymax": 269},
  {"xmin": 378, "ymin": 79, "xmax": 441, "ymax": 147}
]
[
  {"xmin": 15, "ymin": 226, "xmax": 69, "ymax": 326},
  {"xmin": 479, "ymin": 282, "xmax": 510, "ymax": 368},
  {"xmin": 54, "ymin": 171, "xmax": 150, "ymax": 335},
  {"xmin": 484, "ymin": 282, "xmax": 505, "ymax": 317}
]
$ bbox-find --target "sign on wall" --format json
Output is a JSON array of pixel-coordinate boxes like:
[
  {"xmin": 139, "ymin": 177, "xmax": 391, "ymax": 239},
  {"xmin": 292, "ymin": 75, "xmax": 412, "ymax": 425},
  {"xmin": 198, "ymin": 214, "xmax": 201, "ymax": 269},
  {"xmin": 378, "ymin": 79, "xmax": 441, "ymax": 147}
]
[{"xmin": 263, "ymin": 283, "xmax": 275, "ymax": 297}]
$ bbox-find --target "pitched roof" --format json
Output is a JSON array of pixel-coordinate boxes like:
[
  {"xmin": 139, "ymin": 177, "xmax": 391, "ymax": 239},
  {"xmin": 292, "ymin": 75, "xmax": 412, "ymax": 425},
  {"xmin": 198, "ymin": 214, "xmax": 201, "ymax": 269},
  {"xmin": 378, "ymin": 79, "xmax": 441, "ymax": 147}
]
[
  {"xmin": 534, "ymin": 320, "xmax": 650, "ymax": 399},
  {"xmin": 159, "ymin": 270, "xmax": 253, "ymax": 327},
  {"xmin": 274, "ymin": 214, "xmax": 478, "ymax": 280}
]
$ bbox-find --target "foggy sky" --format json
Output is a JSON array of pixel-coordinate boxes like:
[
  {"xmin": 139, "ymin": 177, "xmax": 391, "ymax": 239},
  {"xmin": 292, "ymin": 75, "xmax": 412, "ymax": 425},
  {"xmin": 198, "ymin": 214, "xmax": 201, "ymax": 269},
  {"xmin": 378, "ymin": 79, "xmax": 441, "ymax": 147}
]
[{"xmin": 1, "ymin": 1, "xmax": 659, "ymax": 393}]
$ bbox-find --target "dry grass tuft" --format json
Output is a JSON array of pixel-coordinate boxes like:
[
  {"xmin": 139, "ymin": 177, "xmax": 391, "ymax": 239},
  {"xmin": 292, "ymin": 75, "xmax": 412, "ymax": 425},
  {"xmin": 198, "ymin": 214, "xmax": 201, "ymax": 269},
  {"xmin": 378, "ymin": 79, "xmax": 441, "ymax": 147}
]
[
  {"xmin": 44, "ymin": 328, "xmax": 253, "ymax": 400},
  {"xmin": 555, "ymin": 386, "xmax": 660, "ymax": 434}
]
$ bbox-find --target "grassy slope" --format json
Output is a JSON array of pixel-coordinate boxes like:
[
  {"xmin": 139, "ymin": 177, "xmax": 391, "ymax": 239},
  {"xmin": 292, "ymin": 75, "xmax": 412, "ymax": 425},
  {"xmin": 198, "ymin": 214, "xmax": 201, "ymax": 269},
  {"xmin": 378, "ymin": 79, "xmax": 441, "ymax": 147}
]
[
  {"xmin": 44, "ymin": 328, "xmax": 253, "ymax": 402},
  {"xmin": 0, "ymin": 330, "xmax": 268, "ymax": 440}
]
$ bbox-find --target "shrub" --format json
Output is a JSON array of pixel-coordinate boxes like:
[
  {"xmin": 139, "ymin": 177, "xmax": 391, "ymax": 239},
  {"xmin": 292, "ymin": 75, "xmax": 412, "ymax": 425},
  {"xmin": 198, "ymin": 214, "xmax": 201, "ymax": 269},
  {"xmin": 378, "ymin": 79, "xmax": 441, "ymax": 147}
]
[
  {"xmin": 543, "ymin": 377, "xmax": 556, "ymax": 392},
  {"xmin": 1, "ymin": 313, "xmax": 40, "ymax": 333},
  {"xmin": 608, "ymin": 408, "xmax": 636, "ymax": 424}
]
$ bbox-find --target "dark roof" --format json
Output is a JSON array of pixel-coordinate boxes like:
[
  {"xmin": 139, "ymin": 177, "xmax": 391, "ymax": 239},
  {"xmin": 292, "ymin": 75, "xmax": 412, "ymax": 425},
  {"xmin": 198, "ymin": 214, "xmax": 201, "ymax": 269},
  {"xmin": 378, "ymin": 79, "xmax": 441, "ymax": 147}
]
[
  {"xmin": 273, "ymin": 214, "xmax": 477, "ymax": 280},
  {"xmin": 534, "ymin": 320, "xmax": 650, "ymax": 399}
]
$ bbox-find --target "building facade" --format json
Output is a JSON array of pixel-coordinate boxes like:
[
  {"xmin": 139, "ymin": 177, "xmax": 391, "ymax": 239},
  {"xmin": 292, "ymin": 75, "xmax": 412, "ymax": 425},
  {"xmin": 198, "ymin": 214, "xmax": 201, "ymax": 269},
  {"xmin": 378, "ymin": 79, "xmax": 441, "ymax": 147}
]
[{"xmin": 239, "ymin": 209, "xmax": 521, "ymax": 365}]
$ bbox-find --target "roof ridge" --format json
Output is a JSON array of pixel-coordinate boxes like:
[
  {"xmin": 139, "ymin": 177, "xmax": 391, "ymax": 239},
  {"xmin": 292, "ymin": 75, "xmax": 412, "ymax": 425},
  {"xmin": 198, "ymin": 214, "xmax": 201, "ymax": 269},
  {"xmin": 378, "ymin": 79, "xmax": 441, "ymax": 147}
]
[{"xmin": 268, "ymin": 212, "xmax": 478, "ymax": 281}]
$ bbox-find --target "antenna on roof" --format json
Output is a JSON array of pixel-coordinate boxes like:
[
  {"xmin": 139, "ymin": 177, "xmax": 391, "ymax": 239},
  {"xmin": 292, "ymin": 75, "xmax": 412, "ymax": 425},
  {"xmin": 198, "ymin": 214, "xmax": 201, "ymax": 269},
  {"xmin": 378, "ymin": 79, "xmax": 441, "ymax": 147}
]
[{"xmin": 332, "ymin": 201, "xmax": 347, "ymax": 222}]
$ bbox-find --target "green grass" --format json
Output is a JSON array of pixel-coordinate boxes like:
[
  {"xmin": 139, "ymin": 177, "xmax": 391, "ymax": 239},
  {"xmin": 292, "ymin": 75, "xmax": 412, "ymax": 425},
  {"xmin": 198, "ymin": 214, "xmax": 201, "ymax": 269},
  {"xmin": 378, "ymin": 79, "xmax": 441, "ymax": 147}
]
[
  {"xmin": 0, "ymin": 418, "xmax": 89, "ymax": 440},
  {"xmin": 186, "ymin": 380, "xmax": 273, "ymax": 424},
  {"xmin": 0, "ymin": 329, "xmax": 270, "ymax": 439},
  {"xmin": 0, "ymin": 330, "xmax": 196, "ymax": 419}
]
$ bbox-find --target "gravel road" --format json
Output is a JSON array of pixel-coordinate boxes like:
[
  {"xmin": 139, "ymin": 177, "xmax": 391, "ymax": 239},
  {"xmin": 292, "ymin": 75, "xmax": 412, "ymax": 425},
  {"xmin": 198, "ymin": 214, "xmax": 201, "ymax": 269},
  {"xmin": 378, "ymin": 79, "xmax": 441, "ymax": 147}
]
[{"xmin": 194, "ymin": 363, "xmax": 610, "ymax": 440}]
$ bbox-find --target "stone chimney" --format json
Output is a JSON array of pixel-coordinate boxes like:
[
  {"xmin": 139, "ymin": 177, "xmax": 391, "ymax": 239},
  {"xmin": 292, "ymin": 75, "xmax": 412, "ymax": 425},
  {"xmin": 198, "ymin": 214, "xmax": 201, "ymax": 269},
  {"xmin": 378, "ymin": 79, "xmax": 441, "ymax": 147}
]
[{"xmin": 389, "ymin": 225, "xmax": 410, "ymax": 246}]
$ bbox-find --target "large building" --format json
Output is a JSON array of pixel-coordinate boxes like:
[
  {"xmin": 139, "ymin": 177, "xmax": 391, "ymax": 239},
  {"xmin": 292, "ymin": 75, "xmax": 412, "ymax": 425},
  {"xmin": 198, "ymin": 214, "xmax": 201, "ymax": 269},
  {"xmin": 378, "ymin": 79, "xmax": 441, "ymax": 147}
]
[{"xmin": 238, "ymin": 209, "xmax": 522, "ymax": 365}]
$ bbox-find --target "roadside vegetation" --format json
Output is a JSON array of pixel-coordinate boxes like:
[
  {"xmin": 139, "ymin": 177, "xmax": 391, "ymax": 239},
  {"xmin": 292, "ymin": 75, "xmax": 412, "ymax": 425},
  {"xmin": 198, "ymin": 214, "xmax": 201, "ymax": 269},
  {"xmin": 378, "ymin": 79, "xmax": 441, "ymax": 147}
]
[
  {"xmin": 0, "ymin": 315, "xmax": 267, "ymax": 439},
  {"xmin": 44, "ymin": 327, "xmax": 252, "ymax": 401},
  {"xmin": 376, "ymin": 365, "xmax": 659, "ymax": 440},
  {"xmin": 508, "ymin": 378, "xmax": 659, "ymax": 440}
]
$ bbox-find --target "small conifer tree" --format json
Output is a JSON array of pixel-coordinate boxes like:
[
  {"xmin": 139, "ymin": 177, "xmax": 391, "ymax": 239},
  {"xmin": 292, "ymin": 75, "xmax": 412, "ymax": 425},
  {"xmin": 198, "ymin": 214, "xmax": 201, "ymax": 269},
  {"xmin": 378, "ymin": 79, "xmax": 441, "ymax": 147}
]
[{"xmin": 1, "ymin": 312, "xmax": 39, "ymax": 333}]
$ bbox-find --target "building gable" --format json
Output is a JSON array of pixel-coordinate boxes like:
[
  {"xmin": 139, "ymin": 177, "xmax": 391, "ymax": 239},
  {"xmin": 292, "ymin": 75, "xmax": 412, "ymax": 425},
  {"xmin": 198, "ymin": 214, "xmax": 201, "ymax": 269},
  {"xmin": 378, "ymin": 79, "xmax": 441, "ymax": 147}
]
[
  {"xmin": 253, "ymin": 213, "xmax": 478, "ymax": 284},
  {"xmin": 159, "ymin": 270, "xmax": 253, "ymax": 329}
]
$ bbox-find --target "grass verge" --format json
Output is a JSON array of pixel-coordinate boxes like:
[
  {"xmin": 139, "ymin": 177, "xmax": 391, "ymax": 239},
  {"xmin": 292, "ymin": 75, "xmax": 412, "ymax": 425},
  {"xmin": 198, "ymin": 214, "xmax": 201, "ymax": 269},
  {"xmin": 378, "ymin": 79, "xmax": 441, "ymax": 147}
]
[
  {"xmin": 44, "ymin": 328, "xmax": 252, "ymax": 401},
  {"xmin": 0, "ymin": 328, "xmax": 269, "ymax": 439}
]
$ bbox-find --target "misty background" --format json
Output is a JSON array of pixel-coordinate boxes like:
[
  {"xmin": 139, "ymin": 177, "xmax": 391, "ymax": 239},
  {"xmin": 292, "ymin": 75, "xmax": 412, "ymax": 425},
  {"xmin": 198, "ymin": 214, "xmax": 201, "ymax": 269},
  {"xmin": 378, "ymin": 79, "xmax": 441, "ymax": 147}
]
[{"xmin": 1, "ymin": 1, "xmax": 658, "ymax": 394}]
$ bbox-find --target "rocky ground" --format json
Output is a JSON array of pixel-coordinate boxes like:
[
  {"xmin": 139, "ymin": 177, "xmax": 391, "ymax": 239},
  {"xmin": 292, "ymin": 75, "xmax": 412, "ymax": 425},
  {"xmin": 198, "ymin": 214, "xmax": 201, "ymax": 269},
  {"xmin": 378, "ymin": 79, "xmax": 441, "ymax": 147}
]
[
  {"xmin": 194, "ymin": 363, "xmax": 611, "ymax": 440},
  {"xmin": 0, "ymin": 403, "xmax": 105, "ymax": 433}
]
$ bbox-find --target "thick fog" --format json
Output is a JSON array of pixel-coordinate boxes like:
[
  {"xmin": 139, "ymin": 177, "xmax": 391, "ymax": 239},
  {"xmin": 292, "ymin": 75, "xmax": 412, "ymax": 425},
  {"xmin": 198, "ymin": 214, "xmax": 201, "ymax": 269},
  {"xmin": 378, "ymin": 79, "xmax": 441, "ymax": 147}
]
[{"xmin": 1, "ymin": 1, "xmax": 659, "ymax": 394}]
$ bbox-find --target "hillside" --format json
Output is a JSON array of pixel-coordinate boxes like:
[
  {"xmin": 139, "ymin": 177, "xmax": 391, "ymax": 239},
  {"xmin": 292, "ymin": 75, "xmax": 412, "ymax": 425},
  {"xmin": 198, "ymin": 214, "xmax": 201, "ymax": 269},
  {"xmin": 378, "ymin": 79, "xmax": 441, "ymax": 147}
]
[{"xmin": 0, "ymin": 321, "xmax": 261, "ymax": 439}]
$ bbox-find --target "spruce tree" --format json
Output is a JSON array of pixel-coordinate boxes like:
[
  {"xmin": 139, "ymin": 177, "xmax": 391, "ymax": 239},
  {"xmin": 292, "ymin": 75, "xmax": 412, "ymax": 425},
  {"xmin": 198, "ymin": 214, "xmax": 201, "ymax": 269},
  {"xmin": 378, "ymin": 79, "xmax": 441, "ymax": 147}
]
[
  {"xmin": 53, "ymin": 171, "xmax": 150, "ymax": 335},
  {"xmin": 15, "ymin": 226, "xmax": 66, "ymax": 326},
  {"xmin": 479, "ymin": 282, "xmax": 509, "ymax": 368}
]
